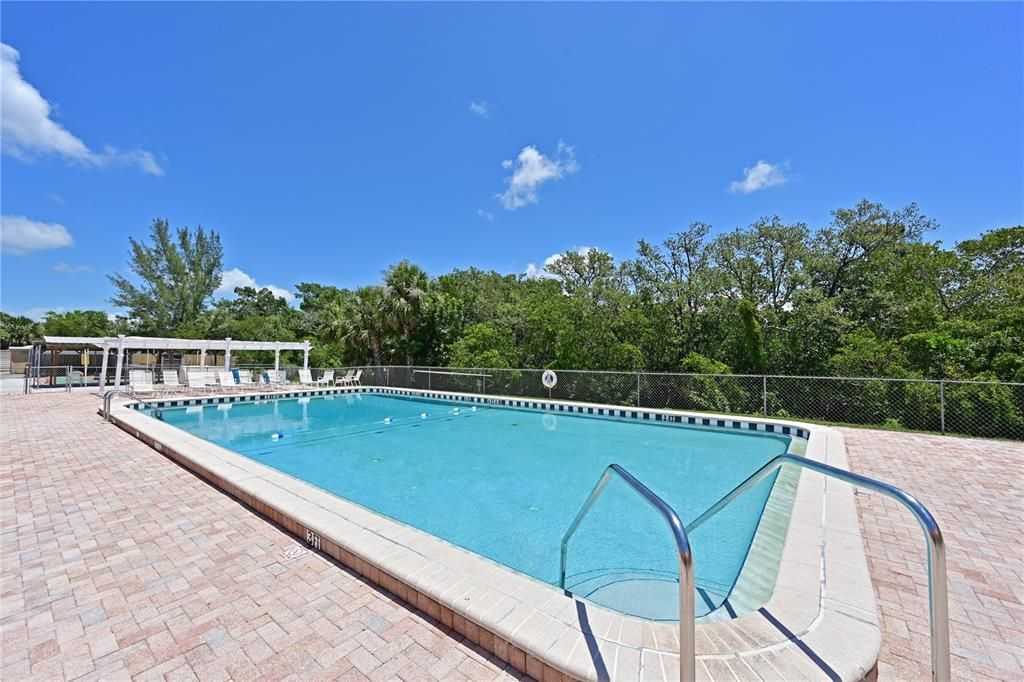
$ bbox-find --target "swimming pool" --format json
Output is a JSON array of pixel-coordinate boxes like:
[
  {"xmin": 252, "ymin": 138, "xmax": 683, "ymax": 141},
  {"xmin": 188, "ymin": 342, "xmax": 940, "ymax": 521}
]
[{"xmin": 154, "ymin": 392, "xmax": 791, "ymax": 620}]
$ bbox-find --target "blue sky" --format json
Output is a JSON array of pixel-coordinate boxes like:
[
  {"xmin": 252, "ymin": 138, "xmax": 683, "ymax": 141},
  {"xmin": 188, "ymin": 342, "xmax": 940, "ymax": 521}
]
[{"xmin": 1, "ymin": 2, "xmax": 1021, "ymax": 319}]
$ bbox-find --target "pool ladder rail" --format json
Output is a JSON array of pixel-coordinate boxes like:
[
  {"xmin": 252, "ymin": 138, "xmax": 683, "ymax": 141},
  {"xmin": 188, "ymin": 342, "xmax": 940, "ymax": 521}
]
[
  {"xmin": 102, "ymin": 389, "xmax": 164, "ymax": 421},
  {"xmin": 560, "ymin": 453, "xmax": 950, "ymax": 682}
]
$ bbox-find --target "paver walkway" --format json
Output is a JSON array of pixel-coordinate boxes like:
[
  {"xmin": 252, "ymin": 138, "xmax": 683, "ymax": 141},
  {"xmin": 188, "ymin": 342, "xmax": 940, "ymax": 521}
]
[
  {"xmin": 840, "ymin": 428, "xmax": 1024, "ymax": 681},
  {"xmin": 1, "ymin": 393, "xmax": 519, "ymax": 681},
  {"xmin": 1, "ymin": 393, "xmax": 1021, "ymax": 680}
]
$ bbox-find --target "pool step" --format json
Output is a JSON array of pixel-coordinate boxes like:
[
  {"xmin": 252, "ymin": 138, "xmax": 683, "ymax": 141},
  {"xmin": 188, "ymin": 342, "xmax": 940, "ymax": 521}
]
[{"xmin": 566, "ymin": 568, "xmax": 731, "ymax": 620}]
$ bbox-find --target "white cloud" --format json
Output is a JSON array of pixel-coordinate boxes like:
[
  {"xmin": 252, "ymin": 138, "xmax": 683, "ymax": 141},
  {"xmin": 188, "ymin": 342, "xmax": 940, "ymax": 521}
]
[
  {"xmin": 47, "ymin": 192, "xmax": 65, "ymax": 205},
  {"xmin": 216, "ymin": 267, "xmax": 294, "ymax": 302},
  {"xmin": 729, "ymin": 160, "xmax": 790, "ymax": 194},
  {"xmin": 0, "ymin": 43, "xmax": 164, "ymax": 176},
  {"xmin": 53, "ymin": 261, "xmax": 92, "ymax": 274},
  {"xmin": 523, "ymin": 261, "xmax": 548, "ymax": 278},
  {"xmin": 496, "ymin": 141, "xmax": 579, "ymax": 210},
  {"xmin": 476, "ymin": 209, "xmax": 494, "ymax": 222},
  {"xmin": 469, "ymin": 101, "xmax": 490, "ymax": 118},
  {"xmin": 23, "ymin": 306, "xmax": 63, "ymax": 321},
  {"xmin": 524, "ymin": 246, "xmax": 596, "ymax": 279},
  {"xmin": 0, "ymin": 215, "xmax": 73, "ymax": 254}
]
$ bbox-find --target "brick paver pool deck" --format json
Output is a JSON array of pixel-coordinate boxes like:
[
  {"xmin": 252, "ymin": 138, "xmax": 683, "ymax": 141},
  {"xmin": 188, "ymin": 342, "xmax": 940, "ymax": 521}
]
[
  {"xmin": 842, "ymin": 429, "xmax": 1023, "ymax": 681},
  {"xmin": 1, "ymin": 393, "xmax": 519, "ymax": 682},
  {"xmin": 2, "ymin": 392, "xmax": 1022, "ymax": 681}
]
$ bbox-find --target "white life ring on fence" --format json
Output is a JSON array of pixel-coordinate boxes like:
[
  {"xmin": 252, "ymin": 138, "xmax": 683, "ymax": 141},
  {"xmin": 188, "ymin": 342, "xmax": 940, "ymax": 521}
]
[{"xmin": 541, "ymin": 370, "xmax": 558, "ymax": 389}]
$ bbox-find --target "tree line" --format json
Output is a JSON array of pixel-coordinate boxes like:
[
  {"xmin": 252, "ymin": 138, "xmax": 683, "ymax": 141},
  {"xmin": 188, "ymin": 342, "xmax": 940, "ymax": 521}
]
[{"xmin": 2, "ymin": 204, "xmax": 1022, "ymax": 387}]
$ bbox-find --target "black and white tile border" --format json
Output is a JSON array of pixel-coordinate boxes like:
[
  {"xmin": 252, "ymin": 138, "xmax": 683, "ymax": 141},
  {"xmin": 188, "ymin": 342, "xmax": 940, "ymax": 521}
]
[{"xmin": 131, "ymin": 385, "xmax": 810, "ymax": 440}]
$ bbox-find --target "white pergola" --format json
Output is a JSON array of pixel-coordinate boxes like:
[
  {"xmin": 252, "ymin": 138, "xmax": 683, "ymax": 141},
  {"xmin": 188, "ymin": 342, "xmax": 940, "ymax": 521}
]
[{"xmin": 90, "ymin": 335, "xmax": 311, "ymax": 390}]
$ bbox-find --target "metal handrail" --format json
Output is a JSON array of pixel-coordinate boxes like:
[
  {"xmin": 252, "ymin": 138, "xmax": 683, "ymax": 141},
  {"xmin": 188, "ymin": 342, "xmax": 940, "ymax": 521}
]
[
  {"xmin": 686, "ymin": 453, "xmax": 950, "ymax": 682},
  {"xmin": 102, "ymin": 389, "xmax": 163, "ymax": 421},
  {"xmin": 412, "ymin": 369, "xmax": 492, "ymax": 378},
  {"xmin": 560, "ymin": 464, "xmax": 695, "ymax": 682}
]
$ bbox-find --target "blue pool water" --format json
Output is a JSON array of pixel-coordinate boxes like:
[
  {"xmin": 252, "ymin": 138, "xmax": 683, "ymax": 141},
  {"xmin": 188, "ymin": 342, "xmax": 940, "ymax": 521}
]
[{"xmin": 155, "ymin": 393, "xmax": 789, "ymax": 620}]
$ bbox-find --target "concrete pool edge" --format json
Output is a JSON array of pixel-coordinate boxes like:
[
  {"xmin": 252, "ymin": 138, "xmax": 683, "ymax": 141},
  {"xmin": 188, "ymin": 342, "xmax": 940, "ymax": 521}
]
[{"xmin": 105, "ymin": 388, "xmax": 880, "ymax": 681}]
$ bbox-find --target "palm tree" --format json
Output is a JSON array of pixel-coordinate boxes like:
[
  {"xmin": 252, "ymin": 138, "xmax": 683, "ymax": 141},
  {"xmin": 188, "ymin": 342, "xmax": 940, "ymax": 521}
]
[
  {"xmin": 0, "ymin": 314, "xmax": 41, "ymax": 348},
  {"xmin": 382, "ymin": 261, "xmax": 429, "ymax": 365},
  {"xmin": 321, "ymin": 286, "xmax": 387, "ymax": 365}
]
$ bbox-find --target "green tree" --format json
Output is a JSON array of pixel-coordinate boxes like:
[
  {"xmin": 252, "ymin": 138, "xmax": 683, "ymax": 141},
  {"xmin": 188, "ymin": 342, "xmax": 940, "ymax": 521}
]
[
  {"xmin": 109, "ymin": 218, "xmax": 223, "ymax": 335},
  {"xmin": 829, "ymin": 329, "xmax": 907, "ymax": 377},
  {"xmin": 448, "ymin": 323, "xmax": 517, "ymax": 368},
  {"xmin": 294, "ymin": 282, "xmax": 349, "ymax": 340},
  {"xmin": 543, "ymin": 249, "xmax": 645, "ymax": 370},
  {"xmin": 322, "ymin": 286, "xmax": 388, "ymax": 365},
  {"xmin": 625, "ymin": 222, "xmax": 722, "ymax": 365},
  {"xmin": 199, "ymin": 286, "xmax": 302, "ymax": 363},
  {"xmin": 0, "ymin": 312, "xmax": 41, "ymax": 348},
  {"xmin": 810, "ymin": 200, "xmax": 935, "ymax": 300},
  {"xmin": 42, "ymin": 310, "xmax": 114, "ymax": 337},
  {"xmin": 713, "ymin": 216, "xmax": 809, "ymax": 312},
  {"xmin": 900, "ymin": 330, "xmax": 971, "ymax": 379},
  {"xmin": 769, "ymin": 289, "xmax": 851, "ymax": 375},
  {"xmin": 382, "ymin": 261, "xmax": 430, "ymax": 364},
  {"xmin": 737, "ymin": 299, "xmax": 768, "ymax": 373}
]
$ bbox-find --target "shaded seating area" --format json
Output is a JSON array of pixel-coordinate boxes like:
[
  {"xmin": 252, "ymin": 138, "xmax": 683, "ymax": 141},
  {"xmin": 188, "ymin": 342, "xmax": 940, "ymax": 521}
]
[
  {"xmin": 23, "ymin": 337, "xmax": 375, "ymax": 398},
  {"xmin": 95, "ymin": 335, "xmax": 313, "ymax": 393}
]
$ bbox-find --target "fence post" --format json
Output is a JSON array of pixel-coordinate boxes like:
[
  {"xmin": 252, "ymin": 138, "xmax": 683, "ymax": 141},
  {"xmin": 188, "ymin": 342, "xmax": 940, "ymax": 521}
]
[
  {"xmin": 763, "ymin": 376, "xmax": 768, "ymax": 416},
  {"xmin": 939, "ymin": 380, "xmax": 946, "ymax": 434},
  {"xmin": 636, "ymin": 372, "xmax": 641, "ymax": 407}
]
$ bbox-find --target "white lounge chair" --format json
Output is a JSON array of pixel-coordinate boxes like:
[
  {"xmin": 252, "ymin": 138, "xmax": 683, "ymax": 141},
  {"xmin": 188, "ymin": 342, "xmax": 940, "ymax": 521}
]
[
  {"xmin": 160, "ymin": 371, "xmax": 183, "ymax": 394},
  {"xmin": 185, "ymin": 368, "xmax": 210, "ymax": 393},
  {"xmin": 129, "ymin": 370, "xmax": 155, "ymax": 395},
  {"xmin": 237, "ymin": 370, "xmax": 258, "ymax": 390},
  {"xmin": 264, "ymin": 370, "xmax": 286, "ymax": 390},
  {"xmin": 217, "ymin": 371, "xmax": 240, "ymax": 392},
  {"xmin": 298, "ymin": 368, "xmax": 315, "ymax": 386},
  {"xmin": 337, "ymin": 369, "xmax": 362, "ymax": 386},
  {"xmin": 315, "ymin": 369, "xmax": 335, "ymax": 386},
  {"xmin": 335, "ymin": 369, "xmax": 355, "ymax": 386}
]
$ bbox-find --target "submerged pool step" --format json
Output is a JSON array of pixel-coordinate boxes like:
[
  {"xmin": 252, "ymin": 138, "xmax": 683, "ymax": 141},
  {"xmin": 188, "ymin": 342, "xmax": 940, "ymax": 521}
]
[{"xmin": 566, "ymin": 568, "xmax": 731, "ymax": 620}]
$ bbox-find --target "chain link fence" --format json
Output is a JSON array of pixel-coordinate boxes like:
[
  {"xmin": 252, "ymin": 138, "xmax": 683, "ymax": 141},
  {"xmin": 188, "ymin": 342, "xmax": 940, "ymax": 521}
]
[
  {"xmin": 352, "ymin": 366, "xmax": 1024, "ymax": 441},
  {"xmin": 7, "ymin": 363, "xmax": 139, "ymax": 394}
]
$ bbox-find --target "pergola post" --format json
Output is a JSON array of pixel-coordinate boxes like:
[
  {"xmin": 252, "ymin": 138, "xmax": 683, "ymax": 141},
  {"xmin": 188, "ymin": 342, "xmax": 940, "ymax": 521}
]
[
  {"xmin": 98, "ymin": 343, "xmax": 111, "ymax": 390},
  {"xmin": 274, "ymin": 344, "xmax": 281, "ymax": 371},
  {"xmin": 200, "ymin": 345, "xmax": 207, "ymax": 369},
  {"xmin": 224, "ymin": 338, "xmax": 232, "ymax": 370},
  {"xmin": 113, "ymin": 335, "xmax": 127, "ymax": 388},
  {"xmin": 303, "ymin": 341, "xmax": 310, "ymax": 369}
]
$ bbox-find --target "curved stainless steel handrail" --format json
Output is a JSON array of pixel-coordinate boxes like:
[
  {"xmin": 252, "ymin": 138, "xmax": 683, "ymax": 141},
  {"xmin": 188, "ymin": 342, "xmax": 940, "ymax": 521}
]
[
  {"xmin": 102, "ymin": 389, "xmax": 163, "ymax": 421},
  {"xmin": 686, "ymin": 453, "xmax": 950, "ymax": 682},
  {"xmin": 560, "ymin": 464, "xmax": 695, "ymax": 682}
]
